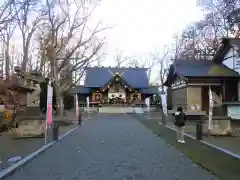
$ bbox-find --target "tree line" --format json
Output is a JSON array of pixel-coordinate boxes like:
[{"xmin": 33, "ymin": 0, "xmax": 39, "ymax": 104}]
[
  {"xmin": 0, "ymin": 0, "xmax": 108, "ymax": 116},
  {"xmin": 172, "ymin": 0, "xmax": 240, "ymax": 61}
]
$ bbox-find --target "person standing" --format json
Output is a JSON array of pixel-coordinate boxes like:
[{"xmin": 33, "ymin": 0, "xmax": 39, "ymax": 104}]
[{"xmin": 174, "ymin": 107, "xmax": 186, "ymax": 143}]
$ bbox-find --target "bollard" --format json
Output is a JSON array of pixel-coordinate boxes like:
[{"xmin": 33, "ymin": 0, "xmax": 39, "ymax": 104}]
[
  {"xmin": 196, "ymin": 118, "xmax": 203, "ymax": 140},
  {"xmin": 162, "ymin": 114, "xmax": 166, "ymax": 125},
  {"xmin": 12, "ymin": 109, "xmax": 18, "ymax": 128},
  {"xmin": 172, "ymin": 113, "xmax": 175, "ymax": 124},
  {"xmin": 52, "ymin": 122, "xmax": 59, "ymax": 141},
  {"xmin": 78, "ymin": 113, "xmax": 82, "ymax": 126}
]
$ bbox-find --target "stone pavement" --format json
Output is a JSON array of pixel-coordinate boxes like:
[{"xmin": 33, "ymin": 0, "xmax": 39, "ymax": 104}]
[{"xmin": 3, "ymin": 114, "xmax": 218, "ymax": 180}]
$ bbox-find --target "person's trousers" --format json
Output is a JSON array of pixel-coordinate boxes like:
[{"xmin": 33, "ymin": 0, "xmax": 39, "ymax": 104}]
[{"xmin": 175, "ymin": 126, "xmax": 185, "ymax": 141}]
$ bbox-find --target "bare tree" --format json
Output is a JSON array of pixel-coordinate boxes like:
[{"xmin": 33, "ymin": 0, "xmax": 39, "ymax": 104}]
[
  {"xmin": 13, "ymin": 0, "xmax": 44, "ymax": 71},
  {"xmin": 198, "ymin": 0, "xmax": 240, "ymax": 37},
  {"xmin": 0, "ymin": 0, "xmax": 19, "ymax": 31},
  {"xmin": 126, "ymin": 55, "xmax": 159, "ymax": 81},
  {"xmin": 174, "ymin": 1, "xmax": 237, "ymax": 60},
  {"xmin": 170, "ymin": 33, "xmax": 189, "ymax": 60},
  {"xmin": 172, "ymin": 19, "xmax": 220, "ymax": 61},
  {"xmin": 0, "ymin": 0, "xmax": 26, "ymax": 76},
  {"xmin": 114, "ymin": 49, "xmax": 128, "ymax": 67},
  {"xmin": 95, "ymin": 52, "xmax": 106, "ymax": 66},
  {"xmin": 151, "ymin": 48, "xmax": 169, "ymax": 91},
  {"xmin": 0, "ymin": 20, "xmax": 17, "ymax": 77},
  {"xmin": 41, "ymin": 0, "xmax": 108, "ymax": 116}
]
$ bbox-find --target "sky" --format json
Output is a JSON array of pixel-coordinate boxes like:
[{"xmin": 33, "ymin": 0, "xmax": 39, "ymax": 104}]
[
  {"xmin": 93, "ymin": 0, "xmax": 203, "ymax": 57},
  {"xmin": 4, "ymin": 0, "xmax": 203, "ymax": 83},
  {"xmin": 87, "ymin": 0, "xmax": 203, "ymax": 83},
  {"xmin": 8, "ymin": 0, "xmax": 203, "ymax": 61}
]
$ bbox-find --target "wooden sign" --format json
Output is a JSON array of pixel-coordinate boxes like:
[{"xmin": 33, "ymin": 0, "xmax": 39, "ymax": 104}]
[{"xmin": 171, "ymin": 80, "xmax": 186, "ymax": 90}]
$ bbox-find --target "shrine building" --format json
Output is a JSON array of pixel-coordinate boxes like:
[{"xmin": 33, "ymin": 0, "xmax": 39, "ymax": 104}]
[
  {"xmin": 164, "ymin": 59, "xmax": 240, "ymax": 112},
  {"xmin": 71, "ymin": 66, "xmax": 159, "ymax": 106}
]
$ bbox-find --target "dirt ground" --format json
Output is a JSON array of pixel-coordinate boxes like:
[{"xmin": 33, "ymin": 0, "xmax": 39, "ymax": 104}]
[{"xmin": 0, "ymin": 124, "xmax": 77, "ymax": 170}]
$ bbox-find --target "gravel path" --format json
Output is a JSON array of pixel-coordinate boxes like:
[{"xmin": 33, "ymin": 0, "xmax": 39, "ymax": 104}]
[{"xmin": 3, "ymin": 114, "xmax": 218, "ymax": 180}]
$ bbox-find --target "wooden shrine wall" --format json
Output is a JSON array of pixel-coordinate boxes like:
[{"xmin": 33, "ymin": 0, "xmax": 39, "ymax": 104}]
[
  {"xmin": 171, "ymin": 88, "xmax": 187, "ymax": 110},
  {"xmin": 186, "ymin": 87, "xmax": 202, "ymax": 111}
]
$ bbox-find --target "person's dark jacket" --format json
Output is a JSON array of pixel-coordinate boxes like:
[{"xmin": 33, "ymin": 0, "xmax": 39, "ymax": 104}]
[{"xmin": 174, "ymin": 111, "xmax": 186, "ymax": 127}]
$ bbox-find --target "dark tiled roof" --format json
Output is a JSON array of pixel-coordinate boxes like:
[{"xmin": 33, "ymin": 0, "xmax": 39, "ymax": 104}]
[
  {"xmin": 174, "ymin": 60, "xmax": 239, "ymax": 77},
  {"xmin": 164, "ymin": 60, "xmax": 239, "ymax": 86},
  {"xmin": 141, "ymin": 86, "xmax": 159, "ymax": 94},
  {"xmin": 84, "ymin": 67, "xmax": 149, "ymax": 88},
  {"xmin": 70, "ymin": 86, "xmax": 91, "ymax": 94}
]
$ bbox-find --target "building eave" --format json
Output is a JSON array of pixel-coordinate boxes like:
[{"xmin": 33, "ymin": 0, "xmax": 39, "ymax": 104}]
[{"xmin": 101, "ymin": 74, "xmax": 133, "ymax": 92}]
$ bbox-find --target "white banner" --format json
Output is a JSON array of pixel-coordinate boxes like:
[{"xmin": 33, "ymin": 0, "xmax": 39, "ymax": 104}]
[
  {"xmin": 76, "ymin": 94, "xmax": 79, "ymax": 120},
  {"xmin": 86, "ymin": 96, "xmax": 89, "ymax": 108},
  {"xmin": 208, "ymin": 87, "xmax": 213, "ymax": 130},
  {"xmin": 145, "ymin": 97, "xmax": 150, "ymax": 112},
  {"xmin": 46, "ymin": 85, "xmax": 53, "ymax": 125},
  {"xmin": 45, "ymin": 83, "xmax": 53, "ymax": 144},
  {"xmin": 161, "ymin": 94, "xmax": 168, "ymax": 116}
]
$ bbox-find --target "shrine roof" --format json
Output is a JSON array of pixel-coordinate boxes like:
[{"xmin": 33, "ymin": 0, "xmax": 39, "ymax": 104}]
[
  {"xmin": 164, "ymin": 60, "xmax": 239, "ymax": 86},
  {"xmin": 70, "ymin": 85, "xmax": 158, "ymax": 95},
  {"xmin": 84, "ymin": 67, "xmax": 149, "ymax": 88},
  {"xmin": 70, "ymin": 85, "xmax": 91, "ymax": 94},
  {"xmin": 175, "ymin": 60, "xmax": 239, "ymax": 77}
]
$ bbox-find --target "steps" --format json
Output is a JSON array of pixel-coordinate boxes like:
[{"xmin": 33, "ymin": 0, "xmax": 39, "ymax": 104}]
[{"xmin": 98, "ymin": 107, "xmax": 135, "ymax": 114}]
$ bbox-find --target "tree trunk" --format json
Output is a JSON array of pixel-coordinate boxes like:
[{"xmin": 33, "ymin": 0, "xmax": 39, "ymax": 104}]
[
  {"xmin": 54, "ymin": 85, "xmax": 64, "ymax": 117},
  {"xmin": 159, "ymin": 86, "xmax": 167, "ymax": 124},
  {"xmin": 5, "ymin": 42, "xmax": 10, "ymax": 78},
  {"xmin": 21, "ymin": 43, "xmax": 29, "ymax": 72}
]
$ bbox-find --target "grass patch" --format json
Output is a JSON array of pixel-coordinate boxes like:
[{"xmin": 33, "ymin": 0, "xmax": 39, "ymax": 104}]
[{"xmin": 133, "ymin": 114, "xmax": 240, "ymax": 180}]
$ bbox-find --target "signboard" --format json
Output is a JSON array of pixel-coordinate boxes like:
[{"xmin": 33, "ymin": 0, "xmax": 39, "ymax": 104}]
[
  {"xmin": 227, "ymin": 106, "xmax": 240, "ymax": 119},
  {"xmin": 171, "ymin": 80, "xmax": 186, "ymax": 90}
]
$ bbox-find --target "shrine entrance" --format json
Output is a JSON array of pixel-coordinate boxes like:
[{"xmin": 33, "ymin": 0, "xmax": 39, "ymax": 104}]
[{"xmin": 108, "ymin": 96, "xmax": 124, "ymax": 104}]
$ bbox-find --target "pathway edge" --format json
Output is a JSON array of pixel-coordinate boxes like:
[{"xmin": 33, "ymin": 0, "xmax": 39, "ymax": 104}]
[
  {"xmin": 139, "ymin": 114, "xmax": 240, "ymax": 160},
  {"xmin": 0, "ymin": 126, "xmax": 79, "ymax": 179}
]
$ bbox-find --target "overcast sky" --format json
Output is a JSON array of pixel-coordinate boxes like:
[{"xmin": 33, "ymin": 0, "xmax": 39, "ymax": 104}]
[
  {"xmin": 93, "ymin": 0, "xmax": 203, "ymax": 57},
  {"xmin": 6, "ymin": 0, "xmax": 203, "ymax": 83}
]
